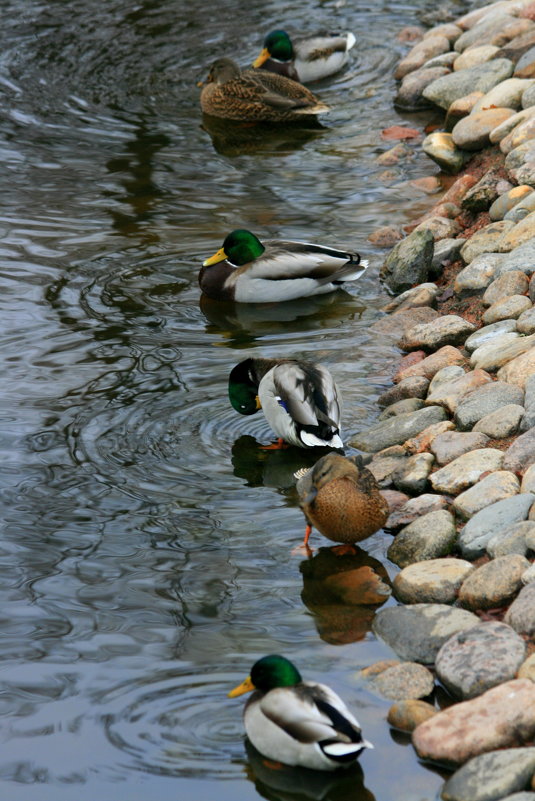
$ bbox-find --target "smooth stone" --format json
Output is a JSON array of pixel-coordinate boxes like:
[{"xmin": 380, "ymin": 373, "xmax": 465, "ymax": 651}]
[
  {"xmin": 430, "ymin": 449, "xmax": 504, "ymax": 495},
  {"xmin": 482, "ymin": 294, "xmax": 533, "ymax": 324},
  {"xmin": 427, "ymin": 364, "xmax": 466, "ymax": 394},
  {"xmin": 459, "ymin": 493, "xmax": 535, "ymax": 559},
  {"xmin": 422, "ymin": 131, "xmax": 468, "ymax": 173},
  {"xmin": 456, "ymin": 4, "xmax": 515, "ymax": 32},
  {"xmin": 383, "ymin": 282, "xmax": 439, "ymax": 313},
  {"xmin": 461, "ymin": 168, "xmax": 504, "ymax": 212},
  {"xmin": 522, "ymin": 563, "xmax": 535, "ymax": 583},
  {"xmin": 505, "ymin": 581, "xmax": 535, "ymax": 635},
  {"xmin": 392, "ymin": 452, "xmax": 434, "ymax": 494},
  {"xmin": 517, "ymin": 307, "xmax": 535, "ymax": 333},
  {"xmin": 386, "ymin": 493, "xmax": 450, "ymax": 529},
  {"xmin": 470, "ymin": 332, "xmax": 523, "ymax": 370},
  {"xmin": 505, "ymin": 140, "xmax": 535, "ymax": 171},
  {"xmin": 498, "ymin": 211, "xmax": 535, "ymax": 251},
  {"xmin": 426, "ymin": 369, "xmax": 492, "ymax": 414},
  {"xmin": 404, "ymin": 420, "xmax": 456, "ymax": 454},
  {"xmin": 455, "ymin": 381, "xmax": 525, "ymax": 430},
  {"xmin": 445, "ymin": 91, "xmax": 485, "ymax": 130},
  {"xmin": 369, "ymin": 661, "xmax": 435, "ymax": 700},
  {"xmin": 460, "ymin": 221, "xmax": 516, "ymax": 264},
  {"xmin": 464, "ymin": 319, "xmax": 518, "ymax": 351},
  {"xmin": 372, "ymin": 307, "xmax": 439, "ymax": 342},
  {"xmin": 424, "ymin": 52, "xmax": 458, "ymax": 70},
  {"xmin": 504, "ymin": 427, "xmax": 535, "ymax": 473},
  {"xmin": 395, "ymin": 35, "xmax": 453, "ymax": 79},
  {"xmin": 454, "ymin": 253, "xmax": 506, "ymax": 292},
  {"xmin": 521, "ymin": 461, "xmax": 535, "ymax": 492},
  {"xmin": 516, "ymin": 44, "xmax": 535, "ymax": 78},
  {"xmin": 431, "ymin": 238, "xmax": 466, "ymax": 273},
  {"xmin": 378, "ymin": 397, "xmax": 425, "ymax": 420},
  {"xmin": 499, "ymin": 347, "xmax": 535, "ymax": 389},
  {"xmin": 393, "ymin": 558, "xmax": 474, "ymax": 604},
  {"xmin": 453, "ymin": 44, "xmax": 500, "ymax": 71},
  {"xmin": 435, "ymin": 622, "xmax": 527, "ymax": 699},
  {"xmin": 493, "ymin": 186, "xmax": 535, "ymax": 220},
  {"xmin": 411, "ymin": 215, "xmax": 462, "ymax": 240},
  {"xmin": 452, "ymin": 107, "xmax": 516, "ymax": 150},
  {"xmin": 501, "ymin": 114, "xmax": 535, "ymax": 153},
  {"xmin": 423, "ymin": 23, "xmax": 462, "ymax": 44},
  {"xmin": 423, "ymin": 59, "xmax": 514, "ymax": 109},
  {"xmin": 372, "ymin": 603, "xmax": 479, "ymax": 664},
  {"xmin": 367, "ymin": 447, "xmax": 409, "ymax": 487},
  {"xmin": 377, "ymin": 376, "xmax": 430, "ymax": 407},
  {"xmin": 475, "ymin": 78, "xmax": 535, "ymax": 113},
  {"xmin": 513, "ymin": 160, "xmax": 535, "ymax": 185},
  {"xmin": 483, "ymin": 270, "xmax": 530, "ymax": 305},
  {"xmin": 523, "ymin": 80, "xmax": 535, "ymax": 106},
  {"xmin": 473, "ymin": 404, "xmax": 525, "ymax": 437},
  {"xmin": 387, "ymin": 509, "xmax": 457, "ymax": 568},
  {"xmin": 395, "ymin": 66, "xmax": 452, "ymax": 111},
  {"xmin": 394, "ymin": 345, "xmax": 465, "ymax": 383},
  {"xmin": 453, "ymin": 470, "xmax": 521, "ymax": 520},
  {"xmin": 487, "ymin": 520, "xmax": 535, "ymax": 557},
  {"xmin": 458, "ymin": 554, "xmax": 529, "ymax": 610},
  {"xmin": 400, "ymin": 314, "xmax": 476, "ymax": 351},
  {"xmin": 454, "ymin": 15, "xmax": 519, "ymax": 53},
  {"xmin": 414, "ymin": 680, "xmax": 535, "ymax": 765},
  {"xmin": 523, "ymin": 374, "xmax": 535, "ymax": 430},
  {"xmin": 431, "ymin": 431, "xmax": 491, "ymax": 466},
  {"xmin": 518, "ymin": 653, "xmax": 535, "ymax": 681},
  {"xmin": 387, "ymin": 699, "xmax": 437, "ymax": 732},
  {"xmin": 350, "ymin": 406, "xmax": 447, "ymax": 453},
  {"xmin": 491, "ymin": 107, "xmax": 535, "ymax": 143},
  {"xmin": 381, "ymin": 229, "xmax": 435, "ymax": 294},
  {"xmin": 507, "ymin": 192, "xmax": 535, "ymax": 223},
  {"xmin": 441, "ymin": 747, "xmax": 535, "ymax": 801}
]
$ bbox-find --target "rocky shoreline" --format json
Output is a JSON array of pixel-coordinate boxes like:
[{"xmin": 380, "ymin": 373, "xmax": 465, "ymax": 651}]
[{"xmin": 351, "ymin": 2, "xmax": 535, "ymax": 799}]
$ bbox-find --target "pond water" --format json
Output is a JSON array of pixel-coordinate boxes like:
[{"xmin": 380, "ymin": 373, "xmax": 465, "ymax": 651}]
[{"xmin": 0, "ymin": 1, "xmax": 464, "ymax": 799}]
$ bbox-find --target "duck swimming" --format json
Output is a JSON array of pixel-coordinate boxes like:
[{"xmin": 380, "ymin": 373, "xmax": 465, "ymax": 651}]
[
  {"xmin": 228, "ymin": 357, "xmax": 342, "ymax": 449},
  {"xmin": 199, "ymin": 57, "xmax": 330, "ymax": 122},
  {"xmin": 228, "ymin": 654, "xmax": 373, "ymax": 771},
  {"xmin": 200, "ymin": 229, "xmax": 367, "ymax": 303},
  {"xmin": 253, "ymin": 30, "xmax": 356, "ymax": 83}
]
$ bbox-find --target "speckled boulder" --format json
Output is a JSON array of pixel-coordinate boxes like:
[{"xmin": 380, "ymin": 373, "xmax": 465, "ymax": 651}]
[
  {"xmin": 441, "ymin": 748, "xmax": 535, "ymax": 801},
  {"xmin": 473, "ymin": 404, "xmax": 525, "ymax": 438},
  {"xmin": 453, "ymin": 470, "xmax": 521, "ymax": 520},
  {"xmin": 460, "ymin": 221, "xmax": 515, "ymax": 264},
  {"xmin": 429, "ymin": 448, "xmax": 504, "ymax": 495},
  {"xmin": 381, "ymin": 229, "xmax": 435, "ymax": 294},
  {"xmin": 422, "ymin": 59, "xmax": 514, "ymax": 109},
  {"xmin": 454, "ymin": 381, "xmax": 524, "ymax": 430},
  {"xmin": 369, "ymin": 661, "xmax": 435, "ymax": 700},
  {"xmin": 387, "ymin": 509, "xmax": 457, "ymax": 567},
  {"xmin": 387, "ymin": 700, "xmax": 437, "ymax": 732},
  {"xmin": 459, "ymin": 493, "xmax": 535, "ymax": 559},
  {"xmin": 400, "ymin": 314, "xmax": 476, "ymax": 351},
  {"xmin": 457, "ymin": 554, "xmax": 529, "ymax": 610},
  {"xmin": 482, "ymin": 270, "xmax": 530, "ymax": 305},
  {"xmin": 393, "ymin": 558, "xmax": 474, "ymax": 604},
  {"xmin": 452, "ymin": 107, "xmax": 516, "ymax": 150},
  {"xmin": 465, "ymin": 319, "xmax": 518, "ymax": 352},
  {"xmin": 505, "ymin": 582, "xmax": 535, "ymax": 635}
]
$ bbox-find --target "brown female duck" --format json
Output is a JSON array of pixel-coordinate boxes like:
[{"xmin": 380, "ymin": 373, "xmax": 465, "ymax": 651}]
[{"xmin": 199, "ymin": 57, "xmax": 330, "ymax": 122}]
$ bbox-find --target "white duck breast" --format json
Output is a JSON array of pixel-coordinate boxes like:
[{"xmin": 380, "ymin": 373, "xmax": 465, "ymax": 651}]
[{"xmin": 293, "ymin": 32, "xmax": 356, "ymax": 83}]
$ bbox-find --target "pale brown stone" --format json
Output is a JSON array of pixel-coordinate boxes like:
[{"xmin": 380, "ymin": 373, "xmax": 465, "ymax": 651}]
[
  {"xmin": 498, "ymin": 345, "xmax": 535, "ymax": 387},
  {"xmin": 394, "ymin": 346, "xmax": 466, "ymax": 383}
]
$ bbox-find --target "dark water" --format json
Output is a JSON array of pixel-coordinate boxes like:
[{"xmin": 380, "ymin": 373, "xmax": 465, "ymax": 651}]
[{"xmin": 0, "ymin": 1, "xmax": 463, "ymax": 799}]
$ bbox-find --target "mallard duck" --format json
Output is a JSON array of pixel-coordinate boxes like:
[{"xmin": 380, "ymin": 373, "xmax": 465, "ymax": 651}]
[
  {"xmin": 199, "ymin": 58, "xmax": 330, "ymax": 122},
  {"xmin": 253, "ymin": 30, "xmax": 356, "ymax": 83},
  {"xmin": 228, "ymin": 654, "xmax": 373, "ymax": 771},
  {"xmin": 296, "ymin": 453, "xmax": 389, "ymax": 547},
  {"xmin": 229, "ymin": 357, "xmax": 343, "ymax": 449},
  {"xmin": 200, "ymin": 229, "xmax": 367, "ymax": 303}
]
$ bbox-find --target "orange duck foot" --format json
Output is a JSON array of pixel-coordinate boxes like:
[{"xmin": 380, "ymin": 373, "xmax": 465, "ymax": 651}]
[
  {"xmin": 260, "ymin": 438, "xmax": 289, "ymax": 450},
  {"xmin": 331, "ymin": 544, "xmax": 359, "ymax": 556}
]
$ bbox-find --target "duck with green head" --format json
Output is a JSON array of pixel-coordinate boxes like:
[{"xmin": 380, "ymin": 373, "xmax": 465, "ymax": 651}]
[
  {"xmin": 200, "ymin": 229, "xmax": 367, "ymax": 303},
  {"xmin": 228, "ymin": 654, "xmax": 373, "ymax": 770},
  {"xmin": 228, "ymin": 357, "xmax": 343, "ymax": 449},
  {"xmin": 253, "ymin": 29, "xmax": 356, "ymax": 83}
]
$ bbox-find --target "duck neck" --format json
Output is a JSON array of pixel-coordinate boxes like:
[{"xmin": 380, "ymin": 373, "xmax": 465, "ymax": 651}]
[{"xmin": 198, "ymin": 261, "xmax": 235, "ymax": 301}]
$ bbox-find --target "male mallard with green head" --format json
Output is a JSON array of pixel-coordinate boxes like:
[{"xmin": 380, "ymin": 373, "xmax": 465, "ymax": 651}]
[
  {"xmin": 253, "ymin": 30, "xmax": 356, "ymax": 83},
  {"xmin": 229, "ymin": 654, "xmax": 372, "ymax": 771}
]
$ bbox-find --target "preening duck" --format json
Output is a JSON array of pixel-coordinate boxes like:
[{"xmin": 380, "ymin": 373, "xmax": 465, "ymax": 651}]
[
  {"xmin": 295, "ymin": 452, "xmax": 389, "ymax": 548},
  {"xmin": 253, "ymin": 30, "xmax": 356, "ymax": 83},
  {"xmin": 228, "ymin": 654, "xmax": 373, "ymax": 771},
  {"xmin": 228, "ymin": 357, "xmax": 343, "ymax": 449},
  {"xmin": 200, "ymin": 229, "xmax": 367, "ymax": 303},
  {"xmin": 199, "ymin": 57, "xmax": 330, "ymax": 122}
]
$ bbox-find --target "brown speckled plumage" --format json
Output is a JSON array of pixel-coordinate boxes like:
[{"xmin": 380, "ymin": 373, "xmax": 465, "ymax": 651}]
[
  {"xmin": 200, "ymin": 58, "xmax": 330, "ymax": 122},
  {"xmin": 296, "ymin": 453, "xmax": 389, "ymax": 545}
]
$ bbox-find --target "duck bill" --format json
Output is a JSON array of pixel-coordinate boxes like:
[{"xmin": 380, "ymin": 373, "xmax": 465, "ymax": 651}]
[
  {"xmin": 252, "ymin": 48, "xmax": 270, "ymax": 68},
  {"xmin": 228, "ymin": 675, "xmax": 255, "ymax": 698},
  {"xmin": 203, "ymin": 247, "xmax": 228, "ymax": 267}
]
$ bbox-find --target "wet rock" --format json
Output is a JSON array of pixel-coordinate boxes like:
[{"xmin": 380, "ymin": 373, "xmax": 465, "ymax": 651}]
[
  {"xmin": 488, "ymin": 520, "xmax": 535, "ymax": 557},
  {"xmin": 430, "ymin": 448, "xmax": 504, "ymax": 495},
  {"xmin": 505, "ymin": 582, "xmax": 535, "ymax": 635},
  {"xmin": 387, "ymin": 509, "xmax": 457, "ymax": 568},
  {"xmin": 382, "ymin": 282, "xmax": 439, "ymax": 312},
  {"xmin": 371, "ymin": 306, "xmax": 439, "ymax": 342},
  {"xmin": 368, "ymin": 225, "xmax": 404, "ymax": 247},
  {"xmin": 359, "ymin": 659, "xmax": 400, "ymax": 679},
  {"xmin": 458, "ymin": 493, "xmax": 535, "ymax": 559},
  {"xmin": 372, "ymin": 603, "xmax": 479, "ymax": 664},
  {"xmin": 482, "ymin": 294, "xmax": 533, "ymax": 324},
  {"xmin": 469, "ymin": 332, "xmax": 523, "ymax": 371},
  {"xmin": 392, "ymin": 452, "xmax": 434, "ymax": 494},
  {"xmin": 458, "ymin": 554, "xmax": 529, "ymax": 610},
  {"xmin": 426, "ymin": 369, "xmax": 492, "ymax": 414},
  {"xmin": 464, "ymin": 319, "xmax": 519, "ymax": 352},
  {"xmin": 453, "ymin": 44, "xmax": 500, "ymax": 71},
  {"xmin": 482, "ymin": 270, "xmax": 530, "ymax": 305},
  {"xmin": 349, "ymin": 406, "xmax": 448, "ymax": 453},
  {"xmin": 386, "ymin": 493, "xmax": 450, "ymax": 529},
  {"xmin": 387, "ymin": 699, "xmax": 437, "ymax": 732},
  {"xmin": 369, "ymin": 661, "xmax": 435, "ymax": 700},
  {"xmin": 380, "ymin": 229, "xmax": 434, "ymax": 294},
  {"xmin": 414, "ymin": 680, "xmax": 535, "ymax": 765},
  {"xmin": 489, "ymin": 185, "xmax": 534, "ymax": 219},
  {"xmin": 498, "ymin": 346, "xmax": 535, "ymax": 389},
  {"xmin": 441, "ymin": 747, "xmax": 535, "ymax": 801},
  {"xmin": 517, "ymin": 307, "xmax": 535, "ymax": 333},
  {"xmin": 452, "ymin": 107, "xmax": 516, "ymax": 150},
  {"xmin": 395, "ymin": 35, "xmax": 452, "ymax": 80},
  {"xmin": 454, "ymin": 253, "xmax": 506, "ymax": 293},
  {"xmin": 378, "ymin": 397, "xmax": 425, "ymax": 420},
  {"xmin": 395, "ymin": 66, "xmax": 452, "ymax": 111},
  {"xmin": 394, "ymin": 346, "xmax": 466, "ymax": 383},
  {"xmin": 393, "ymin": 558, "xmax": 474, "ymax": 604},
  {"xmin": 423, "ymin": 58, "xmax": 514, "ymax": 109},
  {"xmin": 503, "ymin": 426, "xmax": 535, "ymax": 472},
  {"xmin": 473, "ymin": 404, "xmax": 525, "ymax": 437},
  {"xmin": 421, "ymin": 131, "xmax": 468, "ymax": 173},
  {"xmin": 460, "ymin": 221, "xmax": 515, "ymax": 264},
  {"xmin": 453, "ymin": 470, "xmax": 521, "ymax": 520},
  {"xmin": 454, "ymin": 380, "xmax": 524, "ymax": 430},
  {"xmin": 377, "ymin": 376, "xmax": 430, "ymax": 407},
  {"xmin": 431, "ymin": 431, "xmax": 491, "ymax": 466},
  {"xmin": 436, "ymin": 622, "xmax": 527, "ymax": 699},
  {"xmin": 400, "ymin": 314, "xmax": 476, "ymax": 351},
  {"xmin": 375, "ymin": 142, "xmax": 413, "ymax": 166}
]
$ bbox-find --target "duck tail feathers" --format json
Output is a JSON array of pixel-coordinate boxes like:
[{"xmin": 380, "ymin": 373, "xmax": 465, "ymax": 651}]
[
  {"xmin": 300, "ymin": 431, "xmax": 343, "ymax": 449},
  {"xmin": 294, "ymin": 102, "xmax": 331, "ymax": 115},
  {"xmin": 346, "ymin": 32, "xmax": 357, "ymax": 50},
  {"xmin": 331, "ymin": 260, "xmax": 367, "ymax": 284}
]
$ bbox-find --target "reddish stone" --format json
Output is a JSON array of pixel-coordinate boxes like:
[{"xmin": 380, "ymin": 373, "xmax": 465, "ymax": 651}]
[{"xmin": 382, "ymin": 126, "xmax": 421, "ymax": 140}]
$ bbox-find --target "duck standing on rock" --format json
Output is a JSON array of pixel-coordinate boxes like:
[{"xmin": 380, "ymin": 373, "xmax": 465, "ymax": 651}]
[
  {"xmin": 228, "ymin": 654, "xmax": 373, "ymax": 770},
  {"xmin": 199, "ymin": 58, "xmax": 330, "ymax": 122},
  {"xmin": 253, "ymin": 30, "xmax": 356, "ymax": 83},
  {"xmin": 200, "ymin": 229, "xmax": 367, "ymax": 302},
  {"xmin": 295, "ymin": 452, "xmax": 389, "ymax": 549},
  {"xmin": 228, "ymin": 357, "xmax": 343, "ymax": 449}
]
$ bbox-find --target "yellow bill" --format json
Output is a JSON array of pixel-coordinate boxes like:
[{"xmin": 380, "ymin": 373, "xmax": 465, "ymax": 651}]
[
  {"xmin": 203, "ymin": 247, "xmax": 228, "ymax": 267},
  {"xmin": 228, "ymin": 675, "xmax": 255, "ymax": 698},
  {"xmin": 252, "ymin": 48, "xmax": 270, "ymax": 68}
]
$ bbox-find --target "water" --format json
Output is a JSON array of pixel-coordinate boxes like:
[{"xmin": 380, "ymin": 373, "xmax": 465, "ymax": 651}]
[{"xmin": 0, "ymin": 1, "xmax": 463, "ymax": 798}]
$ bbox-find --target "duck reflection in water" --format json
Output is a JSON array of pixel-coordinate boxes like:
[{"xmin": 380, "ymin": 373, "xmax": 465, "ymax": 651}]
[
  {"xmin": 300, "ymin": 546, "xmax": 391, "ymax": 645},
  {"xmin": 201, "ymin": 113, "xmax": 325, "ymax": 157},
  {"xmin": 231, "ymin": 434, "xmax": 323, "ymax": 488},
  {"xmin": 244, "ymin": 739, "xmax": 376, "ymax": 801}
]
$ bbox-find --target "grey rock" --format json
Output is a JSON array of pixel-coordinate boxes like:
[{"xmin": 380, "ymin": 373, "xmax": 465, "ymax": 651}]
[
  {"xmin": 454, "ymin": 14, "xmax": 518, "ymax": 53},
  {"xmin": 436, "ymin": 621, "xmax": 527, "ymax": 699},
  {"xmin": 505, "ymin": 190, "xmax": 535, "ymax": 222},
  {"xmin": 505, "ymin": 582, "xmax": 535, "ymax": 635},
  {"xmin": 366, "ymin": 446, "xmax": 408, "ymax": 488},
  {"xmin": 488, "ymin": 521, "xmax": 535, "ymax": 557},
  {"xmin": 430, "ymin": 448, "xmax": 504, "ymax": 495},
  {"xmin": 386, "ymin": 493, "xmax": 450, "ymax": 529},
  {"xmin": 461, "ymin": 221, "xmax": 515, "ymax": 265},
  {"xmin": 458, "ymin": 554, "xmax": 529, "ymax": 611},
  {"xmin": 372, "ymin": 307, "xmax": 439, "ymax": 341},
  {"xmin": 459, "ymin": 493, "xmax": 535, "ymax": 559},
  {"xmin": 442, "ymin": 748, "xmax": 535, "ymax": 801},
  {"xmin": 425, "ymin": 369, "xmax": 493, "ymax": 414},
  {"xmin": 401, "ymin": 314, "xmax": 476, "ymax": 351},
  {"xmin": 377, "ymin": 376, "xmax": 430, "ymax": 408},
  {"xmin": 378, "ymin": 397, "xmax": 425, "ymax": 420},
  {"xmin": 387, "ymin": 509, "xmax": 457, "ymax": 568},
  {"xmin": 349, "ymin": 405, "xmax": 447, "ymax": 453},
  {"xmin": 369, "ymin": 661, "xmax": 435, "ymax": 700},
  {"xmin": 505, "ymin": 140, "xmax": 535, "ymax": 171},
  {"xmin": 423, "ymin": 59, "xmax": 514, "ymax": 110},
  {"xmin": 372, "ymin": 603, "xmax": 479, "ymax": 664},
  {"xmin": 482, "ymin": 270, "xmax": 530, "ymax": 306},
  {"xmin": 455, "ymin": 381, "xmax": 525, "ymax": 430},
  {"xmin": 495, "ymin": 238, "xmax": 535, "ymax": 274},
  {"xmin": 521, "ymin": 459, "xmax": 535, "ymax": 492},
  {"xmin": 431, "ymin": 431, "xmax": 491, "ymax": 466},
  {"xmin": 503, "ymin": 427, "xmax": 535, "ymax": 473},
  {"xmin": 392, "ymin": 452, "xmax": 434, "ymax": 494},
  {"xmin": 521, "ymin": 374, "xmax": 535, "ymax": 430},
  {"xmin": 454, "ymin": 253, "xmax": 506, "ymax": 293},
  {"xmin": 395, "ymin": 66, "xmax": 451, "ymax": 111},
  {"xmin": 517, "ymin": 306, "xmax": 535, "ymax": 333},
  {"xmin": 427, "ymin": 365, "xmax": 466, "ymax": 394},
  {"xmin": 473, "ymin": 403, "xmax": 525, "ymax": 438},
  {"xmin": 393, "ymin": 558, "xmax": 474, "ymax": 605},
  {"xmin": 430, "ymin": 238, "xmax": 466, "ymax": 275},
  {"xmin": 523, "ymin": 81, "xmax": 535, "ymax": 107},
  {"xmin": 461, "ymin": 168, "xmax": 503, "ymax": 212},
  {"xmin": 482, "ymin": 294, "xmax": 533, "ymax": 325},
  {"xmin": 464, "ymin": 319, "xmax": 519, "ymax": 352},
  {"xmin": 453, "ymin": 470, "xmax": 521, "ymax": 521},
  {"xmin": 383, "ymin": 282, "xmax": 439, "ymax": 313},
  {"xmin": 469, "ymin": 332, "xmax": 523, "ymax": 371},
  {"xmin": 381, "ymin": 229, "xmax": 434, "ymax": 294}
]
